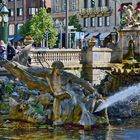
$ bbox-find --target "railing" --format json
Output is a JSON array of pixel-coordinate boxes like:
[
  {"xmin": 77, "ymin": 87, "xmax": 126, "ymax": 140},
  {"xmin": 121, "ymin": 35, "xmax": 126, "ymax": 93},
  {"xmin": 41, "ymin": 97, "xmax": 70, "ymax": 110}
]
[
  {"xmin": 30, "ymin": 48, "xmax": 82, "ymax": 68},
  {"xmin": 80, "ymin": 6, "xmax": 112, "ymax": 16}
]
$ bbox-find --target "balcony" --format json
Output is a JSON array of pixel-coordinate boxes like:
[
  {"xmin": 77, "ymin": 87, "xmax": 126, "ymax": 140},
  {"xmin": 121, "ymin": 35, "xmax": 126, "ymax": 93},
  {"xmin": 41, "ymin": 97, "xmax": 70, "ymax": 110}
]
[{"xmin": 80, "ymin": 6, "xmax": 112, "ymax": 17}]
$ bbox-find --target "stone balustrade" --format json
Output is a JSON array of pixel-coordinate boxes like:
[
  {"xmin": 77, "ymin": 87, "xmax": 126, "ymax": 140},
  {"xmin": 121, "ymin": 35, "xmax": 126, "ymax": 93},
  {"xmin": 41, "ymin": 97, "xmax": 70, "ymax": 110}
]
[
  {"xmin": 30, "ymin": 48, "xmax": 82, "ymax": 68},
  {"xmin": 80, "ymin": 6, "xmax": 112, "ymax": 17},
  {"xmin": 30, "ymin": 47, "xmax": 113, "ymax": 85}
]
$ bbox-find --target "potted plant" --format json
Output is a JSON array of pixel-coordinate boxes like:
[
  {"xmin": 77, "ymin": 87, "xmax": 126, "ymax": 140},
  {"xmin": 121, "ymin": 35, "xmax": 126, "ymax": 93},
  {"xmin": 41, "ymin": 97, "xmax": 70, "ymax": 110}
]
[{"xmin": 24, "ymin": 36, "xmax": 34, "ymax": 45}]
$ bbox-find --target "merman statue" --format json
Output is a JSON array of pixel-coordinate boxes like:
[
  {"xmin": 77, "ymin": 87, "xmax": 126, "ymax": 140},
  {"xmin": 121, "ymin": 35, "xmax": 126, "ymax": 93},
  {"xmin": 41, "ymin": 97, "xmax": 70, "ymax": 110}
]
[{"xmin": 0, "ymin": 50, "xmax": 109, "ymax": 127}]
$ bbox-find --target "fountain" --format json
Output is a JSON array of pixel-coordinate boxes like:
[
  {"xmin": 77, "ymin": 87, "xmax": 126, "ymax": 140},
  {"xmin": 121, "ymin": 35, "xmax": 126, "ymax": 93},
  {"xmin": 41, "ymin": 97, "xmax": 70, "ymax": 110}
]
[
  {"xmin": 95, "ymin": 6, "xmax": 140, "ymax": 121},
  {"xmin": 1, "ymin": 5, "xmax": 140, "ymax": 130},
  {"xmin": 95, "ymin": 83, "xmax": 140, "ymax": 112},
  {"xmin": 97, "ymin": 5, "xmax": 140, "ymax": 96},
  {"xmin": 0, "ymin": 51, "xmax": 109, "ymax": 129}
]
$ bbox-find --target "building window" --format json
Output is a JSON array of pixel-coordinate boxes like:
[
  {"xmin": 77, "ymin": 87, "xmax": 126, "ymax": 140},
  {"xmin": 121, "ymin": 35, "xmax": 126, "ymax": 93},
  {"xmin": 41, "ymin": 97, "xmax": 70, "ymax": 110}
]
[
  {"xmin": 83, "ymin": 18, "xmax": 88, "ymax": 27},
  {"xmin": 105, "ymin": 16, "xmax": 110, "ymax": 26},
  {"xmin": 98, "ymin": 0, "xmax": 102, "ymax": 7},
  {"xmin": 55, "ymin": 5, "xmax": 59, "ymax": 12},
  {"xmin": 17, "ymin": 24, "xmax": 23, "ymax": 30},
  {"xmin": 55, "ymin": 0, "xmax": 59, "ymax": 12},
  {"xmin": 84, "ymin": 0, "xmax": 88, "ymax": 8},
  {"xmin": 98, "ymin": 17, "xmax": 102, "ymax": 27},
  {"xmin": 90, "ymin": 17, "xmax": 95, "ymax": 27},
  {"xmin": 8, "ymin": 9, "xmax": 14, "ymax": 17},
  {"xmin": 17, "ymin": 8, "xmax": 23, "ymax": 16},
  {"xmin": 17, "ymin": 23, "xmax": 23, "ymax": 33},
  {"xmin": 9, "ymin": 24, "xmax": 15, "ymax": 35},
  {"xmin": 63, "ymin": 0, "xmax": 66, "ymax": 11},
  {"xmin": 105, "ymin": 0, "xmax": 109, "ymax": 7},
  {"xmin": 29, "ymin": 8, "xmax": 38, "ymax": 15},
  {"xmin": 91, "ymin": 0, "xmax": 95, "ymax": 8},
  {"xmin": 72, "ymin": 0, "xmax": 76, "ymax": 10}
]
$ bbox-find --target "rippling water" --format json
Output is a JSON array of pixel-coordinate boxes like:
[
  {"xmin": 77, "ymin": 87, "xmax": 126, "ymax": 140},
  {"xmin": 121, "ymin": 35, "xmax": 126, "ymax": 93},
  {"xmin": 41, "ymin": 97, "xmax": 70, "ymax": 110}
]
[{"xmin": 0, "ymin": 125, "xmax": 140, "ymax": 140}]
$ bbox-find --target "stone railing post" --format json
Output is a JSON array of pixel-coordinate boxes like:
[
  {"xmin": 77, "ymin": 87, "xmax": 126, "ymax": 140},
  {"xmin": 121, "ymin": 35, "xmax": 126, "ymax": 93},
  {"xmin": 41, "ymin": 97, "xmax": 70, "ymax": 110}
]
[
  {"xmin": 81, "ymin": 38, "xmax": 96, "ymax": 83},
  {"xmin": 81, "ymin": 38, "xmax": 112, "ymax": 85}
]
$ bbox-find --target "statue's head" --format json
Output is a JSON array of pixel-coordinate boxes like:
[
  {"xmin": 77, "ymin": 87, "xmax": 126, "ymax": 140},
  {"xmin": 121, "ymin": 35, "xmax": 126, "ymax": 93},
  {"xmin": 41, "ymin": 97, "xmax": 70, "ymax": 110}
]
[
  {"xmin": 51, "ymin": 61, "xmax": 64, "ymax": 75},
  {"xmin": 51, "ymin": 61, "xmax": 64, "ymax": 70}
]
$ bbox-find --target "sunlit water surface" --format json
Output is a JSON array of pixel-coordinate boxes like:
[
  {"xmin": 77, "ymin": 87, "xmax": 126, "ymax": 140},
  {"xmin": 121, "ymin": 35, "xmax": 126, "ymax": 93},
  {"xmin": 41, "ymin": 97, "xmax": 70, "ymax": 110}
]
[{"xmin": 0, "ymin": 123, "xmax": 140, "ymax": 140}]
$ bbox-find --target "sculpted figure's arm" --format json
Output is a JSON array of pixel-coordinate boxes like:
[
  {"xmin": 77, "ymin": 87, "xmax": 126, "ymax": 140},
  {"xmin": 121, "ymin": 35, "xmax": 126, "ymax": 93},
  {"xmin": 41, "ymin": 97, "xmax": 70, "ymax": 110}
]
[
  {"xmin": 10, "ymin": 61, "xmax": 52, "ymax": 78},
  {"xmin": 66, "ymin": 72, "xmax": 94, "ymax": 93},
  {"xmin": 0, "ymin": 59, "xmax": 52, "ymax": 93}
]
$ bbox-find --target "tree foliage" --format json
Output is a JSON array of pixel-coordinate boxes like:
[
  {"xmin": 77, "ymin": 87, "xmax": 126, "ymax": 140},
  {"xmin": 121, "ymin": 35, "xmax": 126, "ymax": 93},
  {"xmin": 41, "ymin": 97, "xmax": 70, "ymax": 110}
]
[
  {"xmin": 19, "ymin": 8, "xmax": 58, "ymax": 47},
  {"xmin": 19, "ymin": 20, "xmax": 32, "ymax": 37},
  {"xmin": 69, "ymin": 15, "xmax": 82, "ymax": 32}
]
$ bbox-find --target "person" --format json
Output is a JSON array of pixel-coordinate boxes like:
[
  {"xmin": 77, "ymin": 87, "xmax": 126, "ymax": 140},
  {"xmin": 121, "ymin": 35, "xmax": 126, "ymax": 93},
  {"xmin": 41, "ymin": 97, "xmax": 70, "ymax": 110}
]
[
  {"xmin": 7, "ymin": 42, "xmax": 16, "ymax": 60},
  {"xmin": 0, "ymin": 40, "xmax": 6, "ymax": 59},
  {"xmin": 15, "ymin": 42, "xmax": 22, "ymax": 54}
]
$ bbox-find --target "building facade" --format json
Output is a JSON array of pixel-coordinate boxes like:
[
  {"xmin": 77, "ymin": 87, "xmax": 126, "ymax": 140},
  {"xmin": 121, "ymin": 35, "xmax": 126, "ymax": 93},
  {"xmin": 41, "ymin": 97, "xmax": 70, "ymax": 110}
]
[
  {"xmin": 0, "ymin": 0, "xmax": 51, "ymax": 39},
  {"xmin": 80, "ymin": 0, "xmax": 140, "ymax": 33},
  {"xmin": 52, "ymin": 0, "xmax": 139, "ymax": 46},
  {"xmin": 51, "ymin": 0, "xmax": 79, "ymax": 26}
]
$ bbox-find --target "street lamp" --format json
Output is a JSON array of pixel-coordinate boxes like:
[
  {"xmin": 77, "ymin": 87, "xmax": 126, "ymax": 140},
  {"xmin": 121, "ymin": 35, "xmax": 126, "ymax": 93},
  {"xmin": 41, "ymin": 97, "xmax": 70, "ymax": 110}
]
[
  {"xmin": 112, "ymin": 0, "xmax": 121, "ymax": 26},
  {"xmin": 0, "ymin": 0, "xmax": 9, "ymax": 44}
]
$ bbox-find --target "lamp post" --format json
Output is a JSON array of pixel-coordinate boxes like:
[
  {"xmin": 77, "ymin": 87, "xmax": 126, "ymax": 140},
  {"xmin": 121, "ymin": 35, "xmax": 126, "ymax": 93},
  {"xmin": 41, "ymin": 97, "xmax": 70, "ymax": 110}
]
[
  {"xmin": 112, "ymin": 0, "xmax": 120, "ymax": 27},
  {"xmin": 115, "ymin": 0, "xmax": 117, "ymax": 26},
  {"xmin": 65, "ymin": 0, "xmax": 69, "ymax": 49},
  {"xmin": 0, "ymin": 0, "xmax": 9, "ymax": 44}
]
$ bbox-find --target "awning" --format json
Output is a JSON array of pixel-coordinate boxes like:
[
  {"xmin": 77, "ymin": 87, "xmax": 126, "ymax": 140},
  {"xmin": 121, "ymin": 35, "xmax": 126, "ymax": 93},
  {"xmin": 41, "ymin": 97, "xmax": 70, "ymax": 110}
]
[
  {"xmin": 12, "ymin": 36, "xmax": 24, "ymax": 42},
  {"xmin": 100, "ymin": 32, "xmax": 111, "ymax": 40},
  {"xmin": 84, "ymin": 33, "xmax": 89, "ymax": 38},
  {"xmin": 85, "ymin": 32, "xmax": 100, "ymax": 39},
  {"xmin": 8, "ymin": 37, "xmax": 14, "ymax": 41}
]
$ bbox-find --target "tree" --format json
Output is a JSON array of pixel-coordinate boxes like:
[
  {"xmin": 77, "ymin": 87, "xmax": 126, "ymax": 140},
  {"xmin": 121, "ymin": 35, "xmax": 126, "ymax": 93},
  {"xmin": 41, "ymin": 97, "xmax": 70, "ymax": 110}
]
[
  {"xmin": 30, "ymin": 8, "xmax": 58, "ymax": 46},
  {"xmin": 19, "ymin": 8, "xmax": 58, "ymax": 47},
  {"xmin": 19, "ymin": 20, "xmax": 32, "ymax": 37},
  {"xmin": 69, "ymin": 15, "xmax": 82, "ymax": 32}
]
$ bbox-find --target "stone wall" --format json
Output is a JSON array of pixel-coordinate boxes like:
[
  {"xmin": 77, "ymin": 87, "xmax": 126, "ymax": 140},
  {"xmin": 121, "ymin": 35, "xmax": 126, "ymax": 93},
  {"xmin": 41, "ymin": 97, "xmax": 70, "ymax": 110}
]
[
  {"xmin": 30, "ymin": 47, "xmax": 113, "ymax": 85},
  {"xmin": 81, "ymin": 47, "xmax": 113, "ymax": 85}
]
